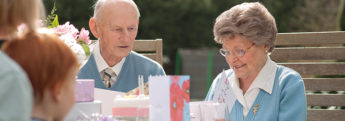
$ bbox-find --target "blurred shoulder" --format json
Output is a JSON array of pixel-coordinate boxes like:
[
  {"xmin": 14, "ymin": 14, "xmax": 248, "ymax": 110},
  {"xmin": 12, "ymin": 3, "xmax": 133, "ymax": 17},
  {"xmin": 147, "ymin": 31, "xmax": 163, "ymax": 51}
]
[
  {"xmin": 276, "ymin": 65, "xmax": 304, "ymax": 86},
  {"xmin": 0, "ymin": 52, "xmax": 27, "ymax": 79}
]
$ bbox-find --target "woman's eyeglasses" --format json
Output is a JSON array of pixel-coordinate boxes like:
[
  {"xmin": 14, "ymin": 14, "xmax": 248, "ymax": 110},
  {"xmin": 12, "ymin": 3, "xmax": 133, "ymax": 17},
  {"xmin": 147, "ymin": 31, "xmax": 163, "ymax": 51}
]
[{"xmin": 219, "ymin": 43, "xmax": 255, "ymax": 58}]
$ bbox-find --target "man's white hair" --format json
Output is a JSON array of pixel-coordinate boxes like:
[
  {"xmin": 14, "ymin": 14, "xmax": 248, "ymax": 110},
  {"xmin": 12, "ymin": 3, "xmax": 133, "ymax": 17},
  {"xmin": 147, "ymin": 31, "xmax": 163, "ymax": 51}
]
[{"xmin": 92, "ymin": 0, "xmax": 140, "ymax": 20}]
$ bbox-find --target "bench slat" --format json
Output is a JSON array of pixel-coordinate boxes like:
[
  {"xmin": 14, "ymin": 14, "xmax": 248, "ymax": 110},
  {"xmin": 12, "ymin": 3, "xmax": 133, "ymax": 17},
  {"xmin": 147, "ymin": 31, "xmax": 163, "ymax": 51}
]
[
  {"xmin": 140, "ymin": 54, "xmax": 156, "ymax": 61},
  {"xmin": 307, "ymin": 94, "xmax": 345, "ymax": 106},
  {"xmin": 133, "ymin": 39, "xmax": 163, "ymax": 65},
  {"xmin": 155, "ymin": 39, "xmax": 163, "ymax": 66},
  {"xmin": 279, "ymin": 62, "xmax": 345, "ymax": 75},
  {"xmin": 307, "ymin": 110, "xmax": 345, "ymax": 121},
  {"xmin": 304, "ymin": 78, "xmax": 345, "ymax": 91},
  {"xmin": 270, "ymin": 47, "xmax": 345, "ymax": 62},
  {"xmin": 133, "ymin": 40, "xmax": 158, "ymax": 52},
  {"xmin": 275, "ymin": 32, "xmax": 345, "ymax": 121},
  {"xmin": 276, "ymin": 31, "xmax": 345, "ymax": 46}
]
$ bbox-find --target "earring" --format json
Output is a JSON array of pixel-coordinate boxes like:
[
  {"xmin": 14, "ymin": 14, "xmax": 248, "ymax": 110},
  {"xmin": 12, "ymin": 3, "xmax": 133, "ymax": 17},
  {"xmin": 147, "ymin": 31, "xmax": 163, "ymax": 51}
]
[{"xmin": 265, "ymin": 50, "xmax": 270, "ymax": 55}]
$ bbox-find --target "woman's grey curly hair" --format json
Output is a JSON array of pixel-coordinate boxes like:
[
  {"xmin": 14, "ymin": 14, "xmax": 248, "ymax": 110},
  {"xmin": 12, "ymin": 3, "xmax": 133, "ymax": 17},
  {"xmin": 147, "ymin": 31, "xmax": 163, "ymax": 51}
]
[{"xmin": 213, "ymin": 2, "xmax": 277, "ymax": 52}]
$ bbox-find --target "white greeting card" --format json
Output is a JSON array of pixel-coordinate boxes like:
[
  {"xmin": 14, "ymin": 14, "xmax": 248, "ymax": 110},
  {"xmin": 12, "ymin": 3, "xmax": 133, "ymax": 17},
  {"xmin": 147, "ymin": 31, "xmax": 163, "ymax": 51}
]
[{"xmin": 212, "ymin": 70, "xmax": 236, "ymax": 113}]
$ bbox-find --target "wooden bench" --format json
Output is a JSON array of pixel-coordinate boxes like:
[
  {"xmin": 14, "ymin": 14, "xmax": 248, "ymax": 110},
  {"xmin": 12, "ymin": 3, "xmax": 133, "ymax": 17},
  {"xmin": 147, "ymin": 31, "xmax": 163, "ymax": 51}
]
[
  {"xmin": 89, "ymin": 39, "xmax": 163, "ymax": 65},
  {"xmin": 133, "ymin": 39, "xmax": 163, "ymax": 65},
  {"xmin": 179, "ymin": 31, "xmax": 345, "ymax": 120},
  {"xmin": 270, "ymin": 31, "xmax": 345, "ymax": 121}
]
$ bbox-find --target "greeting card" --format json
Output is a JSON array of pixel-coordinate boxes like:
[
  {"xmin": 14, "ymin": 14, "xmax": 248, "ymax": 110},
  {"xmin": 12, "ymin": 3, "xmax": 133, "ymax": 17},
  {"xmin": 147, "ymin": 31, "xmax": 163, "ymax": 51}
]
[
  {"xmin": 149, "ymin": 75, "xmax": 190, "ymax": 121},
  {"xmin": 212, "ymin": 70, "xmax": 236, "ymax": 113}
]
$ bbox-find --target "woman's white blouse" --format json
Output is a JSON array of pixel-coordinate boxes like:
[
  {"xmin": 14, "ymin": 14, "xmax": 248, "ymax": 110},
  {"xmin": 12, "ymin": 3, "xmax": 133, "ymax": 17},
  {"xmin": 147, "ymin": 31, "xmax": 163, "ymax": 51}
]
[{"xmin": 230, "ymin": 57, "xmax": 277, "ymax": 118}]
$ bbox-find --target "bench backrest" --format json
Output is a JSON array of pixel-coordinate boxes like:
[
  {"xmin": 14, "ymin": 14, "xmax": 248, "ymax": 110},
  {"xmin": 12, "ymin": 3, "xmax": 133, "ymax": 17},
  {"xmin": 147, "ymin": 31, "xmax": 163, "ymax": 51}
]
[
  {"xmin": 270, "ymin": 31, "xmax": 345, "ymax": 121},
  {"xmin": 133, "ymin": 39, "xmax": 163, "ymax": 65}
]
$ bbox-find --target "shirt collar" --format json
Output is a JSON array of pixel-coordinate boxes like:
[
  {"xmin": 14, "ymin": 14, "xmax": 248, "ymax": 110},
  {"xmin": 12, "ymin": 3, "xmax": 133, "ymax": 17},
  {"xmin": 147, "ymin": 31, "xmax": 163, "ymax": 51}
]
[
  {"xmin": 230, "ymin": 74, "xmax": 246, "ymax": 105},
  {"xmin": 230, "ymin": 56, "xmax": 277, "ymax": 95},
  {"xmin": 93, "ymin": 41, "xmax": 126, "ymax": 76},
  {"xmin": 249, "ymin": 56, "xmax": 277, "ymax": 94}
]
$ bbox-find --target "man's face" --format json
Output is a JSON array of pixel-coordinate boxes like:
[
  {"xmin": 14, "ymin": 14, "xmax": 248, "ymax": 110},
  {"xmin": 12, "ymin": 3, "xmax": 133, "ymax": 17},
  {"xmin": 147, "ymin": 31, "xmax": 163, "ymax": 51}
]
[{"xmin": 96, "ymin": 2, "xmax": 138, "ymax": 60}]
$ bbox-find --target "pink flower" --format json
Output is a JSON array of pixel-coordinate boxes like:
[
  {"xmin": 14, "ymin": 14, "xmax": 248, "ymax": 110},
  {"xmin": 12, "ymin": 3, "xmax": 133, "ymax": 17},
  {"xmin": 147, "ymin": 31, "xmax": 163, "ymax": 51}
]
[
  {"xmin": 170, "ymin": 81, "xmax": 184, "ymax": 121},
  {"xmin": 78, "ymin": 28, "xmax": 91, "ymax": 44},
  {"xmin": 54, "ymin": 22, "xmax": 79, "ymax": 39},
  {"xmin": 182, "ymin": 79, "xmax": 190, "ymax": 102},
  {"xmin": 38, "ymin": 20, "xmax": 45, "ymax": 27}
]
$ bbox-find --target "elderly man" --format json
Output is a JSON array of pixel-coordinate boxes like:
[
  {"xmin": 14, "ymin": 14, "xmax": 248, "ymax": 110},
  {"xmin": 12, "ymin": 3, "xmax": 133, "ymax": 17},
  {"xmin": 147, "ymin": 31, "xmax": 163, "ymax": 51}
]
[{"xmin": 78, "ymin": 0, "xmax": 165, "ymax": 92}]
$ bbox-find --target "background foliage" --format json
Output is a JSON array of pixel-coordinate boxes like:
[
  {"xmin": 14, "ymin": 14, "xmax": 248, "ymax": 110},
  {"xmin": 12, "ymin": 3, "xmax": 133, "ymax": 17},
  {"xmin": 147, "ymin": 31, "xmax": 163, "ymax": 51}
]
[{"xmin": 43, "ymin": 0, "xmax": 343, "ymax": 74}]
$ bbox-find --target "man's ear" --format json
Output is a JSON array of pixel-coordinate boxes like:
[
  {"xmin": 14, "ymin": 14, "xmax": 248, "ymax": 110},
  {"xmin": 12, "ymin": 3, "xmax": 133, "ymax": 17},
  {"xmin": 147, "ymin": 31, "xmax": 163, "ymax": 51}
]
[{"xmin": 89, "ymin": 18, "xmax": 100, "ymax": 38}]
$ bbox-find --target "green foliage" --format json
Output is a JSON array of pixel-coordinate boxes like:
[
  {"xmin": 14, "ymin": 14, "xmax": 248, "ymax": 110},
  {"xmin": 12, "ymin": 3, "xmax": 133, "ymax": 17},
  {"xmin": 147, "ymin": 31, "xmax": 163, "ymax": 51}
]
[
  {"xmin": 44, "ymin": 0, "xmax": 94, "ymax": 35},
  {"xmin": 44, "ymin": 0, "xmax": 305, "ymax": 74},
  {"xmin": 79, "ymin": 40, "xmax": 91, "ymax": 57},
  {"xmin": 45, "ymin": 3, "xmax": 58, "ymax": 28},
  {"xmin": 49, "ymin": 15, "xmax": 59, "ymax": 28},
  {"xmin": 135, "ymin": 0, "xmax": 304, "ymax": 73}
]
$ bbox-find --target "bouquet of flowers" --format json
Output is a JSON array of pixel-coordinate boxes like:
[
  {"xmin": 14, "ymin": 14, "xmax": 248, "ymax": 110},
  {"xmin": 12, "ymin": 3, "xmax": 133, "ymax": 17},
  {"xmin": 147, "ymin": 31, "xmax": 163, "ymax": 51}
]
[
  {"xmin": 45, "ymin": 10, "xmax": 93, "ymax": 66},
  {"xmin": 51, "ymin": 21, "xmax": 92, "ymax": 65}
]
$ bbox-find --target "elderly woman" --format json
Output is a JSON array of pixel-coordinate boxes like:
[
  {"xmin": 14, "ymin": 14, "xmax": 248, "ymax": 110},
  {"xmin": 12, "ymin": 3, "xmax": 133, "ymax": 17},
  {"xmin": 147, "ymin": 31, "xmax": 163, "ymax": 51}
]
[{"xmin": 206, "ymin": 2, "xmax": 307, "ymax": 121}]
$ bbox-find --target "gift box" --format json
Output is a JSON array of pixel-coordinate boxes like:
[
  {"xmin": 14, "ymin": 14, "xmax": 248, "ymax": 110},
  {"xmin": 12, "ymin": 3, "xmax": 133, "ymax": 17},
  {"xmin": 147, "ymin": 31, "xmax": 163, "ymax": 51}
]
[
  {"xmin": 64, "ymin": 100, "xmax": 102, "ymax": 121},
  {"xmin": 76, "ymin": 79, "xmax": 94, "ymax": 102}
]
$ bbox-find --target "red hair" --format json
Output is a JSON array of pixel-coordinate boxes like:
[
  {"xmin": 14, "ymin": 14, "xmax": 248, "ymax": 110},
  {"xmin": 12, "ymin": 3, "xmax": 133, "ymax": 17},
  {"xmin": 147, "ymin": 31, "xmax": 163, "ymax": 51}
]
[{"xmin": 2, "ymin": 32, "xmax": 78, "ymax": 102}]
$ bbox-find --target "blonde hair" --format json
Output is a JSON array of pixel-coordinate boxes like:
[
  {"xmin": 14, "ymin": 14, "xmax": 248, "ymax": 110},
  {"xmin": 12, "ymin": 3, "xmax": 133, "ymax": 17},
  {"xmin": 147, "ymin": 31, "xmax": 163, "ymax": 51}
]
[
  {"xmin": 213, "ymin": 2, "xmax": 277, "ymax": 52},
  {"xmin": 0, "ymin": 0, "xmax": 45, "ymax": 39}
]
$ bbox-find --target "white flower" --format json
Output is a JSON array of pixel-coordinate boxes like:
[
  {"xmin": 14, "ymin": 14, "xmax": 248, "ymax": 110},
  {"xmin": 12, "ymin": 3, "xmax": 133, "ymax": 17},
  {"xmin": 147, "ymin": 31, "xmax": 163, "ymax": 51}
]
[
  {"xmin": 59, "ymin": 34, "xmax": 77, "ymax": 48},
  {"xmin": 59, "ymin": 33, "xmax": 87, "ymax": 65},
  {"xmin": 70, "ymin": 43, "xmax": 86, "ymax": 64}
]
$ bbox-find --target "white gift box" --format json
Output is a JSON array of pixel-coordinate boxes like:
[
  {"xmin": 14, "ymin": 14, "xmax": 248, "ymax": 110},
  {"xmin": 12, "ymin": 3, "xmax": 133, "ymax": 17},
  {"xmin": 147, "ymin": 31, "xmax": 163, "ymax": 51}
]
[{"xmin": 63, "ymin": 100, "xmax": 102, "ymax": 121}]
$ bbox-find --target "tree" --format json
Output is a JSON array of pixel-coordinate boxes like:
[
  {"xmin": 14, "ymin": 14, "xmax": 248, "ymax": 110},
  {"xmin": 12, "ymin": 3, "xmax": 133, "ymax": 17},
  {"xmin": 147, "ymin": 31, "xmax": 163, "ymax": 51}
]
[
  {"xmin": 44, "ymin": 0, "xmax": 94, "ymax": 33},
  {"xmin": 44, "ymin": 0, "xmax": 305, "ymax": 74}
]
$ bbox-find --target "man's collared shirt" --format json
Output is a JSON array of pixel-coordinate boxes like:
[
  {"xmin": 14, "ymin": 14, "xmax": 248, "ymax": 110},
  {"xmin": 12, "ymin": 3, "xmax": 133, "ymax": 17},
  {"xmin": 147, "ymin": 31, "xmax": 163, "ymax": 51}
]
[
  {"xmin": 93, "ymin": 41, "xmax": 125, "ymax": 86},
  {"xmin": 230, "ymin": 56, "xmax": 277, "ymax": 118}
]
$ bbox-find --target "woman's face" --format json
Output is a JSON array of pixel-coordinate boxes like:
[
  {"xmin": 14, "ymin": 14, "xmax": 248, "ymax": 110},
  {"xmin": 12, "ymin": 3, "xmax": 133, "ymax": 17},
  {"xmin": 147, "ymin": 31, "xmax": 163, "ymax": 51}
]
[{"xmin": 222, "ymin": 35, "xmax": 268, "ymax": 81}]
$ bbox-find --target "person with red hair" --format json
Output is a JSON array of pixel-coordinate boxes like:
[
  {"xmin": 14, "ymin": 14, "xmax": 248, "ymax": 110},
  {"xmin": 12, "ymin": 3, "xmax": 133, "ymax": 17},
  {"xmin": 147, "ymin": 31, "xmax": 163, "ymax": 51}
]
[{"xmin": 3, "ymin": 32, "xmax": 79, "ymax": 121}]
